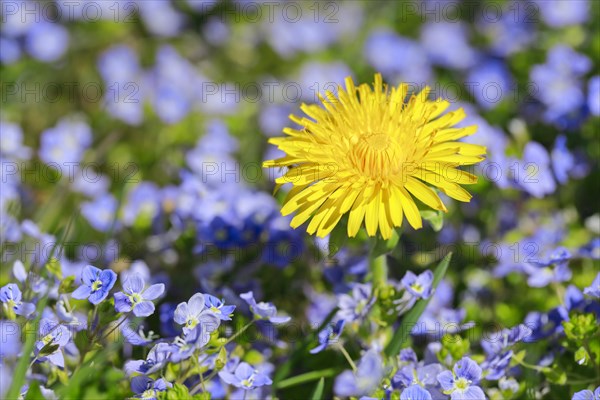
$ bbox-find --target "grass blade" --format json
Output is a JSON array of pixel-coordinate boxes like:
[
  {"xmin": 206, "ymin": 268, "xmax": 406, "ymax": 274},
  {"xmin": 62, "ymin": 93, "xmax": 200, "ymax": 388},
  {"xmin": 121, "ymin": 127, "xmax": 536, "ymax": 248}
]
[
  {"xmin": 276, "ymin": 368, "xmax": 337, "ymax": 389},
  {"xmin": 6, "ymin": 213, "xmax": 78, "ymax": 399},
  {"xmin": 384, "ymin": 252, "xmax": 452, "ymax": 358},
  {"xmin": 311, "ymin": 377, "xmax": 325, "ymax": 400}
]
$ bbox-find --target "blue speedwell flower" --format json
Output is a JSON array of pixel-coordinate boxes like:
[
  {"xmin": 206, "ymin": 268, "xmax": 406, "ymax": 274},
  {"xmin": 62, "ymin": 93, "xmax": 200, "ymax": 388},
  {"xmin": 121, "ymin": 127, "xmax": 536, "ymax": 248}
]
[
  {"xmin": 584, "ymin": 273, "xmax": 600, "ymax": 298},
  {"xmin": 310, "ymin": 319, "xmax": 345, "ymax": 354},
  {"xmin": 131, "ymin": 376, "xmax": 172, "ymax": 399},
  {"xmin": 0, "ymin": 283, "xmax": 35, "ymax": 317},
  {"xmin": 401, "ymin": 270, "xmax": 434, "ymax": 299},
  {"xmin": 204, "ymin": 294, "xmax": 236, "ymax": 321},
  {"xmin": 218, "ymin": 362, "xmax": 272, "ymax": 390},
  {"xmin": 401, "ymin": 385, "xmax": 432, "ymax": 400},
  {"xmin": 114, "ymin": 273, "xmax": 165, "ymax": 317},
  {"xmin": 71, "ymin": 265, "xmax": 117, "ymax": 305},
  {"xmin": 572, "ymin": 387, "xmax": 600, "ymax": 400},
  {"xmin": 34, "ymin": 319, "xmax": 71, "ymax": 368},
  {"xmin": 334, "ymin": 349, "xmax": 384, "ymax": 397},
  {"xmin": 240, "ymin": 291, "xmax": 291, "ymax": 324},
  {"xmin": 337, "ymin": 283, "xmax": 375, "ymax": 322},
  {"xmin": 174, "ymin": 293, "xmax": 220, "ymax": 334},
  {"xmin": 125, "ymin": 343, "xmax": 171, "ymax": 376},
  {"xmin": 437, "ymin": 357, "xmax": 486, "ymax": 400}
]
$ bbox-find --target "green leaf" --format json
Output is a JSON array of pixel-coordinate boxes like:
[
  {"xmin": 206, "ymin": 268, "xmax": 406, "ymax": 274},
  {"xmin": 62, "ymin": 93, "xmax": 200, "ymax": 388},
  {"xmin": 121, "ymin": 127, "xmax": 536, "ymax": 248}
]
[
  {"xmin": 158, "ymin": 383, "xmax": 195, "ymax": 400},
  {"xmin": 215, "ymin": 347, "xmax": 227, "ymax": 370},
  {"xmin": 327, "ymin": 219, "xmax": 348, "ymax": 257},
  {"xmin": 59, "ymin": 276, "xmax": 75, "ymax": 294},
  {"xmin": 371, "ymin": 231, "xmax": 400, "ymax": 258},
  {"xmin": 24, "ymin": 381, "xmax": 44, "ymax": 400},
  {"xmin": 45, "ymin": 257, "xmax": 63, "ymax": 280},
  {"xmin": 384, "ymin": 252, "xmax": 452, "ymax": 358},
  {"xmin": 575, "ymin": 346, "xmax": 590, "ymax": 366},
  {"xmin": 420, "ymin": 210, "xmax": 444, "ymax": 232},
  {"xmin": 311, "ymin": 377, "xmax": 325, "ymax": 400},
  {"xmin": 544, "ymin": 368, "xmax": 567, "ymax": 385}
]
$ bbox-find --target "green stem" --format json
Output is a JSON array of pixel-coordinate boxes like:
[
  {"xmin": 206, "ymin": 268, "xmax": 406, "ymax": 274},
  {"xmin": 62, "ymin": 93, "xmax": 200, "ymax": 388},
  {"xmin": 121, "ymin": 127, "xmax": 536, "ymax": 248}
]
[
  {"xmin": 337, "ymin": 344, "xmax": 357, "ymax": 372},
  {"xmin": 276, "ymin": 368, "xmax": 338, "ymax": 389},
  {"xmin": 370, "ymin": 254, "xmax": 388, "ymax": 288}
]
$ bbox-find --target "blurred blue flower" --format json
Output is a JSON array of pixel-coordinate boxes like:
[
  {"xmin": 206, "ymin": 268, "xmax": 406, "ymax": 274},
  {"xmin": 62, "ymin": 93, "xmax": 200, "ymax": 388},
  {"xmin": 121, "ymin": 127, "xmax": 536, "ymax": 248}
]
[
  {"xmin": 202, "ymin": 17, "xmax": 230, "ymax": 46},
  {"xmin": 437, "ymin": 357, "xmax": 485, "ymax": 400},
  {"xmin": 34, "ymin": 319, "xmax": 71, "ymax": 368},
  {"xmin": 337, "ymin": 283, "xmax": 374, "ymax": 322},
  {"xmin": 401, "ymin": 270, "xmax": 434, "ymax": 299},
  {"xmin": 131, "ymin": 376, "xmax": 172, "ymax": 399},
  {"xmin": 148, "ymin": 46, "xmax": 199, "ymax": 124},
  {"xmin": 219, "ymin": 361, "xmax": 272, "ymax": 390},
  {"xmin": 310, "ymin": 319, "xmax": 345, "ymax": 354},
  {"xmin": 98, "ymin": 44, "xmax": 144, "ymax": 125},
  {"xmin": 0, "ymin": 283, "xmax": 35, "ymax": 317},
  {"xmin": 174, "ymin": 293, "xmax": 220, "ymax": 334},
  {"xmin": 523, "ymin": 247, "xmax": 572, "ymax": 287},
  {"xmin": 0, "ymin": 36, "xmax": 20, "ymax": 63},
  {"xmin": 159, "ymin": 302, "xmax": 180, "ymax": 338},
  {"xmin": 0, "ymin": 120, "xmax": 31, "ymax": 160},
  {"xmin": 334, "ymin": 349, "xmax": 383, "ymax": 397},
  {"xmin": 204, "ymin": 295, "xmax": 236, "ymax": 321},
  {"xmin": 589, "ymin": 76, "xmax": 600, "ymax": 116},
  {"xmin": 71, "ymin": 265, "xmax": 117, "ymax": 305},
  {"xmin": 81, "ymin": 194, "xmax": 118, "ymax": 232},
  {"xmin": 259, "ymin": 103, "xmax": 295, "ymax": 138},
  {"xmin": 0, "ymin": 320, "xmax": 21, "ymax": 359},
  {"xmin": 530, "ymin": 45, "xmax": 591, "ymax": 124},
  {"xmin": 122, "ymin": 182, "xmax": 162, "ymax": 227},
  {"xmin": 476, "ymin": 1, "xmax": 536, "ymax": 56},
  {"xmin": 264, "ymin": 8, "xmax": 338, "ymax": 58},
  {"xmin": 262, "ymin": 215, "xmax": 305, "ymax": 268},
  {"xmin": 516, "ymin": 142, "xmax": 556, "ymax": 198},
  {"xmin": 579, "ymin": 238, "xmax": 600, "ymax": 260},
  {"xmin": 152, "ymin": 85, "xmax": 191, "ymax": 124},
  {"xmin": 297, "ymin": 61, "xmax": 352, "ymax": 102},
  {"xmin": 364, "ymin": 30, "xmax": 432, "ymax": 85},
  {"xmin": 25, "ymin": 22, "xmax": 69, "ymax": 62},
  {"xmin": 137, "ymin": 1, "xmax": 185, "ymax": 37},
  {"xmin": 551, "ymin": 136, "xmax": 576, "ymax": 184},
  {"xmin": 421, "ymin": 22, "xmax": 478, "ymax": 70},
  {"xmin": 235, "ymin": 191, "xmax": 277, "ymax": 246},
  {"xmin": 467, "ymin": 60, "xmax": 513, "ymax": 110},
  {"xmin": 114, "ymin": 273, "xmax": 165, "ymax": 317},
  {"xmin": 584, "ymin": 273, "xmax": 600, "ymax": 298},
  {"xmin": 197, "ymin": 119, "xmax": 239, "ymax": 155},
  {"xmin": 71, "ymin": 172, "xmax": 110, "ymax": 198},
  {"xmin": 572, "ymin": 387, "xmax": 600, "ymax": 400},
  {"xmin": 535, "ymin": 0, "xmax": 589, "ymax": 27},
  {"xmin": 240, "ymin": 291, "xmax": 291, "ymax": 324},
  {"xmin": 401, "ymin": 385, "xmax": 432, "ymax": 400},
  {"xmin": 39, "ymin": 118, "xmax": 92, "ymax": 166}
]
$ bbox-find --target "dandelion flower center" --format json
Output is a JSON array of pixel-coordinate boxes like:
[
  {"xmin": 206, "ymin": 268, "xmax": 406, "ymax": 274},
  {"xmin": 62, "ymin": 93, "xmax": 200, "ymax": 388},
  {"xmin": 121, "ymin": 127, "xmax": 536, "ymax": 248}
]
[
  {"xmin": 349, "ymin": 133, "xmax": 403, "ymax": 179},
  {"xmin": 263, "ymin": 74, "xmax": 486, "ymax": 239}
]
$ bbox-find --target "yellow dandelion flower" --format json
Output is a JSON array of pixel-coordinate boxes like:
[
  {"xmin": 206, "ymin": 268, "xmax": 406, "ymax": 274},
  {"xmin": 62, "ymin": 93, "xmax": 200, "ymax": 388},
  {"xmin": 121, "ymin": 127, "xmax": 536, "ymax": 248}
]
[{"xmin": 263, "ymin": 74, "xmax": 486, "ymax": 240}]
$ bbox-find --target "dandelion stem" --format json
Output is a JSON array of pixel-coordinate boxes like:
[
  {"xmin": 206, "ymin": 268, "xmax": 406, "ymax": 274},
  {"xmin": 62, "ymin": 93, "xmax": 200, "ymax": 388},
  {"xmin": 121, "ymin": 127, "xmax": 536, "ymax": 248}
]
[{"xmin": 370, "ymin": 254, "xmax": 388, "ymax": 288}]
